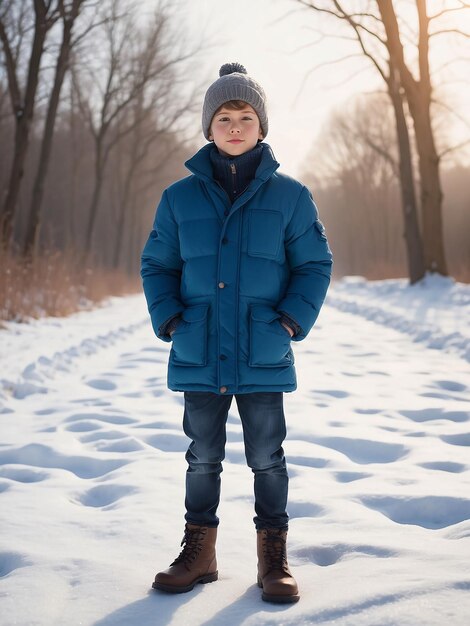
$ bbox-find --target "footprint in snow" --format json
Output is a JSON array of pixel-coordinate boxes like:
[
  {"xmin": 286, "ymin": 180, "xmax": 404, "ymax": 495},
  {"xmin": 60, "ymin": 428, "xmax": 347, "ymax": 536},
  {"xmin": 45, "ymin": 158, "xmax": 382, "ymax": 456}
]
[
  {"xmin": 71, "ymin": 397, "xmax": 111, "ymax": 407},
  {"xmin": 291, "ymin": 543, "xmax": 395, "ymax": 567},
  {"xmin": 65, "ymin": 413, "xmax": 136, "ymax": 425},
  {"xmin": 315, "ymin": 437, "xmax": 408, "ymax": 464},
  {"xmin": 400, "ymin": 408, "xmax": 469, "ymax": 423},
  {"xmin": 145, "ymin": 433, "xmax": 189, "ymax": 453},
  {"xmin": 35, "ymin": 408, "xmax": 58, "ymax": 415},
  {"xmin": 65, "ymin": 421, "xmax": 103, "ymax": 433},
  {"xmin": 141, "ymin": 346, "xmax": 167, "ymax": 353},
  {"xmin": 75, "ymin": 484, "xmax": 137, "ymax": 509},
  {"xmin": 0, "ymin": 467, "xmax": 49, "ymax": 483},
  {"xmin": 433, "ymin": 380, "xmax": 467, "ymax": 392},
  {"xmin": 0, "ymin": 444, "xmax": 128, "ymax": 479},
  {"xmin": 134, "ymin": 420, "xmax": 178, "ymax": 430},
  {"xmin": 0, "ymin": 552, "xmax": 32, "ymax": 578},
  {"xmin": 360, "ymin": 495, "xmax": 470, "ymax": 529},
  {"xmin": 440, "ymin": 433, "xmax": 470, "ymax": 447},
  {"xmin": 288, "ymin": 455, "xmax": 330, "ymax": 469},
  {"xmin": 95, "ymin": 438, "xmax": 144, "ymax": 453},
  {"xmin": 418, "ymin": 461, "xmax": 467, "ymax": 473},
  {"xmin": 85, "ymin": 379, "xmax": 117, "ymax": 391},
  {"xmin": 124, "ymin": 356, "xmax": 163, "ymax": 364},
  {"xmin": 80, "ymin": 431, "xmax": 128, "ymax": 443},
  {"xmin": 144, "ymin": 376, "xmax": 165, "ymax": 385},
  {"xmin": 313, "ymin": 389, "xmax": 350, "ymax": 399},
  {"xmin": 334, "ymin": 471, "xmax": 372, "ymax": 483},
  {"xmin": 288, "ymin": 501, "xmax": 324, "ymax": 519}
]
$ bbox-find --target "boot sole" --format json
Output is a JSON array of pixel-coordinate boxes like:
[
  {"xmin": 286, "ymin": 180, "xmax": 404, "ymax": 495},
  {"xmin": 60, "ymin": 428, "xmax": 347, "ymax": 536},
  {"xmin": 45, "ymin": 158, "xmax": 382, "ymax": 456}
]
[
  {"xmin": 257, "ymin": 577, "xmax": 300, "ymax": 604},
  {"xmin": 152, "ymin": 571, "xmax": 218, "ymax": 594}
]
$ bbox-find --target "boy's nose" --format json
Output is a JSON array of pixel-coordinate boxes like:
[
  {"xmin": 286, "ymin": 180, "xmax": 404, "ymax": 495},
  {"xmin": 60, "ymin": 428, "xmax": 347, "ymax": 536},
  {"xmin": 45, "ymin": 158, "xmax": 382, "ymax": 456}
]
[{"xmin": 230, "ymin": 127, "xmax": 241, "ymax": 134}]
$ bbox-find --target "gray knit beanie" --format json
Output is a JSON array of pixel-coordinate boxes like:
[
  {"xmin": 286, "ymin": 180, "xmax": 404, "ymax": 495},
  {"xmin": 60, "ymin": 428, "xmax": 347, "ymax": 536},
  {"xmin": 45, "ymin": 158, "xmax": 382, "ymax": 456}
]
[{"xmin": 202, "ymin": 62, "xmax": 268, "ymax": 141}]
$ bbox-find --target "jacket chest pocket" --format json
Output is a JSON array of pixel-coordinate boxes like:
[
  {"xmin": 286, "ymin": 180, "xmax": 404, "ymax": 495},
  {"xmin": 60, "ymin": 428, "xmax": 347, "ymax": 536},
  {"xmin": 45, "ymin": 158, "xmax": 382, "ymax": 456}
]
[{"xmin": 247, "ymin": 210, "xmax": 283, "ymax": 260}]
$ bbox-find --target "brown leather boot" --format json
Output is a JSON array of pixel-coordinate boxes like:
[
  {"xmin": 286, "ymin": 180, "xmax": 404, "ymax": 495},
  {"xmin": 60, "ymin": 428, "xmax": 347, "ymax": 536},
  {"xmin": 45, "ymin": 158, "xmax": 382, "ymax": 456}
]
[
  {"xmin": 257, "ymin": 528, "xmax": 299, "ymax": 603},
  {"xmin": 152, "ymin": 524, "xmax": 218, "ymax": 593}
]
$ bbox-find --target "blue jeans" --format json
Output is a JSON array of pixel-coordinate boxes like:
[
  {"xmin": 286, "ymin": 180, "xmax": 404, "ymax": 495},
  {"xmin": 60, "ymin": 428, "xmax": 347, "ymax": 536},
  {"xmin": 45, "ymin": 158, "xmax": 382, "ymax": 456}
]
[{"xmin": 182, "ymin": 391, "xmax": 289, "ymax": 530}]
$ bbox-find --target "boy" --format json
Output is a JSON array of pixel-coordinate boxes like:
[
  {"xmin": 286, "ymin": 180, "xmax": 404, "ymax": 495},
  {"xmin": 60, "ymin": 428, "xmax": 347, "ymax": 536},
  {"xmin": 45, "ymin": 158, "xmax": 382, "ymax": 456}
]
[{"xmin": 141, "ymin": 62, "xmax": 332, "ymax": 603}]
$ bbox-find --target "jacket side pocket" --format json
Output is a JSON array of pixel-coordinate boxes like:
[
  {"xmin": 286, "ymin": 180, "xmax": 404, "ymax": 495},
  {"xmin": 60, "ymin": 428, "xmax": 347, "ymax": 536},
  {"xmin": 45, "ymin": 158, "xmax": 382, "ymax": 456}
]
[
  {"xmin": 249, "ymin": 305, "xmax": 293, "ymax": 368},
  {"xmin": 170, "ymin": 304, "xmax": 209, "ymax": 367}
]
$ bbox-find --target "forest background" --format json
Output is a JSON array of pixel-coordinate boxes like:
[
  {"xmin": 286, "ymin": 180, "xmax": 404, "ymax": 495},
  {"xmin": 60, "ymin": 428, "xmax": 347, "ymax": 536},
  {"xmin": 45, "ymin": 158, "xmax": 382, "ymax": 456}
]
[{"xmin": 0, "ymin": 0, "xmax": 469, "ymax": 321}]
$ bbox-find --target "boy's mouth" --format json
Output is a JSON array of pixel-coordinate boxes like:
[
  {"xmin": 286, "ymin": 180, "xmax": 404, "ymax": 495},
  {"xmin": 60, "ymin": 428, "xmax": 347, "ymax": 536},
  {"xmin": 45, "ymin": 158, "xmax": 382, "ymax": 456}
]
[{"xmin": 228, "ymin": 139, "xmax": 243, "ymax": 144}]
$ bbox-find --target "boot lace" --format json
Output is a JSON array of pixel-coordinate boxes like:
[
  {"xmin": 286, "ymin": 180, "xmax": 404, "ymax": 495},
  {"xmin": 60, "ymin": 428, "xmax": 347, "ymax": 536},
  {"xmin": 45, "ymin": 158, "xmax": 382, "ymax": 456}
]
[
  {"xmin": 263, "ymin": 531, "xmax": 289, "ymax": 574},
  {"xmin": 171, "ymin": 526, "xmax": 207, "ymax": 569}
]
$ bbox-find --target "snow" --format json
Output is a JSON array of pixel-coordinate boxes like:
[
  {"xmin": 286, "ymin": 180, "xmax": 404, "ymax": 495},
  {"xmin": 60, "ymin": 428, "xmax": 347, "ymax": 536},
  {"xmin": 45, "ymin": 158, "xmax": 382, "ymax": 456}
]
[
  {"xmin": 0, "ymin": 277, "xmax": 469, "ymax": 625},
  {"xmin": 328, "ymin": 274, "xmax": 470, "ymax": 362}
]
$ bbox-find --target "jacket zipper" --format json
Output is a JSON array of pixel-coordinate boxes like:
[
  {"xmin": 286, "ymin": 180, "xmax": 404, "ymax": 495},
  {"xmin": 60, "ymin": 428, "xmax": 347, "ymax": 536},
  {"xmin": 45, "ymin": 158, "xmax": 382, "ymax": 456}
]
[{"xmin": 230, "ymin": 162, "xmax": 236, "ymax": 198}]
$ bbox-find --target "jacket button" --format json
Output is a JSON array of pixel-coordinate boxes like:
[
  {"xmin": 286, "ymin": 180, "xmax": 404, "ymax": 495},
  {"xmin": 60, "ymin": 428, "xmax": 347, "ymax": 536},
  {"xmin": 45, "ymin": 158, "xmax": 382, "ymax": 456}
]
[
  {"xmin": 224, "ymin": 209, "xmax": 229, "ymax": 216},
  {"xmin": 220, "ymin": 354, "xmax": 227, "ymax": 360},
  {"xmin": 218, "ymin": 282, "xmax": 225, "ymax": 288},
  {"xmin": 222, "ymin": 237, "xmax": 228, "ymax": 244},
  {"xmin": 220, "ymin": 386, "xmax": 227, "ymax": 393}
]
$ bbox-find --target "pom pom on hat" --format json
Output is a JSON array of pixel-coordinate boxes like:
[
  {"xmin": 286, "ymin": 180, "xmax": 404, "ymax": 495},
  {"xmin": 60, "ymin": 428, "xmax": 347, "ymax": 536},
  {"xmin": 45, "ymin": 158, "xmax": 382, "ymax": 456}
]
[
  {"xmin": 219, "ymin": 62, "xmax": 247, "ymax": 76},
  {"xmin": 202, "ymin": 62, "xmax": 268, "ymax": 141}
]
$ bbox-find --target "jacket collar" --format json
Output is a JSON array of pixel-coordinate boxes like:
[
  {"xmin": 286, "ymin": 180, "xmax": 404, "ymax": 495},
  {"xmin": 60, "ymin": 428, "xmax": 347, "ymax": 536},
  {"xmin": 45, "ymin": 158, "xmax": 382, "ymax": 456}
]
[{"xmin": 185, "ymin": 142, "xmax": 280, "ymax": 185}]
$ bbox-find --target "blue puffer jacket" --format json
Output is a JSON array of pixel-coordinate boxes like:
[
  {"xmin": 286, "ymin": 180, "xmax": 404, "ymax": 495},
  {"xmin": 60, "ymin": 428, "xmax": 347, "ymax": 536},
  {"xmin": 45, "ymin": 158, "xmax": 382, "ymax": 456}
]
[{"xmin": 141, "ymin": 142, "xmax": 332, "ymax": 394}]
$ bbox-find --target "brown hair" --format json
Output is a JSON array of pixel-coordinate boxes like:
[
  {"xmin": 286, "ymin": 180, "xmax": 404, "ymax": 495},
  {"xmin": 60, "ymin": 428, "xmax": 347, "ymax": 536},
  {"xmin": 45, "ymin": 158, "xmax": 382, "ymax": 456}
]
[{"xmin": 214, "ymin": 100, "xmax": 253, "ymax": 114}]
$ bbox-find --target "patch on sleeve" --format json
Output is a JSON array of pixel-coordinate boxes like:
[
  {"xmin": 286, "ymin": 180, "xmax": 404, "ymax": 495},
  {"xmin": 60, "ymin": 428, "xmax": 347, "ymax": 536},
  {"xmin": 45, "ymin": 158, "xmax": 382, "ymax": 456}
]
[{"xmin": 314, "ymin": 220, "xmax": 327, "ymax": 241}]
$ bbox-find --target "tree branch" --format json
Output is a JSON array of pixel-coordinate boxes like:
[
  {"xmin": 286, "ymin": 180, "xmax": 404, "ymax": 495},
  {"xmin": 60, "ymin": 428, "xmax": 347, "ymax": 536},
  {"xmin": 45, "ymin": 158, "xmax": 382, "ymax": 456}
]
[{"xmin": 429, "ymin": 28, "xmax": 470, "ymax": 38}]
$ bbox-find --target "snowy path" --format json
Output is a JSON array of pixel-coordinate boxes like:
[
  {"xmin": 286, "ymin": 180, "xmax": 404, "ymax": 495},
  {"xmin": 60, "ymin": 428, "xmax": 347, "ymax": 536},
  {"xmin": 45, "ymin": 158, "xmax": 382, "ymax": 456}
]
[{"xmin": 0, "ymin": 286, "xmax": 469, "ymax": 625}]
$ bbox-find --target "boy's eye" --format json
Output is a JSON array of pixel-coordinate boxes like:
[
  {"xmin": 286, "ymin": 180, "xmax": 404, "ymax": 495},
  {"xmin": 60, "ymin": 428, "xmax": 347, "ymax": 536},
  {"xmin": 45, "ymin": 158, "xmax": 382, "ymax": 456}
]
[{"xmin": 217, "ymin": 116, "xmax": 253, "ymax": 122}]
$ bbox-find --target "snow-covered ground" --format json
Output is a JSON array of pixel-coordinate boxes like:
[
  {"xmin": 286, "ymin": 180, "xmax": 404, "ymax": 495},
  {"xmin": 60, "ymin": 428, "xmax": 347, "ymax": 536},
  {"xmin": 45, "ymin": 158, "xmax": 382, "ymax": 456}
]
[{"xmin": 0, "ymin": 276, "xmax": 469, "ymax": 626}]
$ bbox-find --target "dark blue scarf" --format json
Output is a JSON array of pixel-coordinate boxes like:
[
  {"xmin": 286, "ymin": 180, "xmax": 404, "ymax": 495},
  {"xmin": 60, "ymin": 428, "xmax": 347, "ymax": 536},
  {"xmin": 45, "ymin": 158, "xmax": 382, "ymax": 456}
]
[{"xmin": 210, "ymin": 143, "xmax": 263, "ymax": 204}]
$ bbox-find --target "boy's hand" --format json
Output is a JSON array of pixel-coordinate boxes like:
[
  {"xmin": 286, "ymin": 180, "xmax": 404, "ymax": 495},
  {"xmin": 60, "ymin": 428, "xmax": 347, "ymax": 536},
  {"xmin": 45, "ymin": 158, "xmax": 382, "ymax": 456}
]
[{"xmin": 281, "ymin": 322, "xmax": 294, "ymax": 337}]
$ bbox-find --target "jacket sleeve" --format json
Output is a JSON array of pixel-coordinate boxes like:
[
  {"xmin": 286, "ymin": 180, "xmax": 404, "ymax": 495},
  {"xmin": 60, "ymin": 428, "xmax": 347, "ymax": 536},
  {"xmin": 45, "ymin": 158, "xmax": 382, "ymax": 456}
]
[
  {"xmin": 140, "ymin": 190, "xmax": 185, "ymax": 343},
  {"xmin": 276, "ymin": 186, "xmax": 333, "ymax": 341}
]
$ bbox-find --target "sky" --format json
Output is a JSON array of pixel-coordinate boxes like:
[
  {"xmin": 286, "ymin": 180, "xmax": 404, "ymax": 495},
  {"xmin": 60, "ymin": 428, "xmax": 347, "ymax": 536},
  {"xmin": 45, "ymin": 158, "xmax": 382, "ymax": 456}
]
[{"xmin": 175, "ymin": 0, "xmax": 470, "ymax": 178}]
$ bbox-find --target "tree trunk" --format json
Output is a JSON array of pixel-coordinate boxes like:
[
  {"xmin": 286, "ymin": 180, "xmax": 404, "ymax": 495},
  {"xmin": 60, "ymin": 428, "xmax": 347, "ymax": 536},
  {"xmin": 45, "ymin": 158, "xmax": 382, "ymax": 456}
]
[
  {"xmin": 378, "ymin": 0, "xmax": 447, "ymax": 275},
  {"xmin": 0, "ymin": 4, "xmax": 48, "ymax": 245},
  {"xmin": 113, "ymin": 163, "xmax": 134, "ymax": 269},
  {"xmin": 84, "ymin": 139, "xmax": 104, "ymax": 253},
  {"xmin": 407, "ymin": 88, "xmax": 447, "ymax": 274},
  {"xmin": 388, "ymin": 66, "xmax": 425, "ymax": 284},
  {"xmin": 23, "ymin": 8, "xmax": 77, "ymax": 255}
]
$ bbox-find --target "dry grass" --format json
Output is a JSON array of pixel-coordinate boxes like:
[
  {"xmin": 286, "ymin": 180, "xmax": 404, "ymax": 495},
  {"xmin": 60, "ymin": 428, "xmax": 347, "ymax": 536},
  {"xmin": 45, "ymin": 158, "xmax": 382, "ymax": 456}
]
[{"xmin": 0, "ymin": 246, "xmax": 140, "ymax": 323}]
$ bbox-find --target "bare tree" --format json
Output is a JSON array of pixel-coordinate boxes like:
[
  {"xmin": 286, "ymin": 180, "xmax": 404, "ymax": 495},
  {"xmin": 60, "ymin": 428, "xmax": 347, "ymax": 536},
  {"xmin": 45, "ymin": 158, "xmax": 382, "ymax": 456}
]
[
  {"xmin": 295, "ymin": 0, "xmax": 470, "ymax": 280},
  {"xmin": 377, "ymin": 0, "xmax": 446, "ymax": 275},
  {"xmin": 22, "ymin": 0, "xmax": 93, "ymax": 256},
  {"xmin": 302, "ymin": 94, "xmax": 407, "ymax": 277},
  {"xmin": 70, "ymin": 0, "xmax": 201, "ymax": 256},
  {"xmin": 0, "ymin": 0, "xmax": 61, "ymax": 245}
]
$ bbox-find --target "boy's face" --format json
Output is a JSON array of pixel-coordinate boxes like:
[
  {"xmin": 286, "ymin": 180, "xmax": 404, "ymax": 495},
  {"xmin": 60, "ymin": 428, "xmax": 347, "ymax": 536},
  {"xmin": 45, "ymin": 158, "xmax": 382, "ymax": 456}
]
[{"xmin": 208, "ymin": 104, "xmax": 263, "ymax": 157}]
